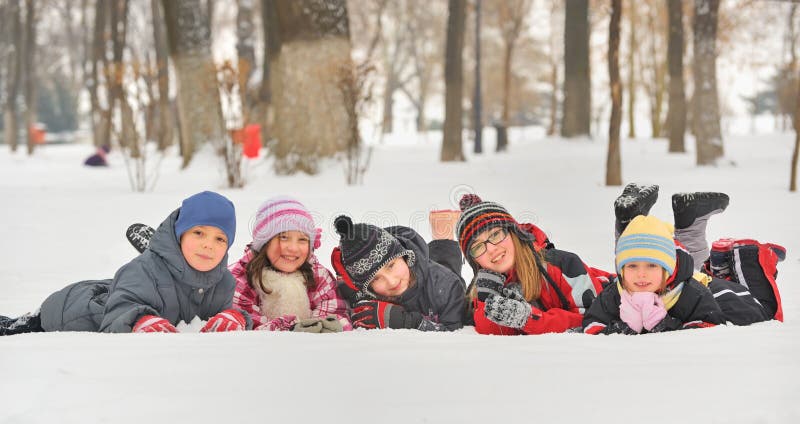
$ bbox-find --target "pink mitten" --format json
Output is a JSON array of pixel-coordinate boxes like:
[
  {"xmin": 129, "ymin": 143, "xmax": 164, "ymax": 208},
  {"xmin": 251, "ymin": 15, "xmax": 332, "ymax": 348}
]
[
  {"xmin": 619, "ymin": 290, "xmax": 644, "ymax": 333},
  {"xmin": 640, "ymin": 293, "xmax": 668, "ymax": 331},
  {"xmin": 257, "ymin": 314, "xmax": 297, "ymax": 331}
]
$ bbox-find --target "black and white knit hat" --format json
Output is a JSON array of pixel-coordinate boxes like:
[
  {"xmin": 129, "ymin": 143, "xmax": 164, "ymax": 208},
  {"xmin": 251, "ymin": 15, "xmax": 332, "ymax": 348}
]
[
  {"xmin": 334, "ymin": 215, "xmax": 416, "ymax": 296},
  {"xmin": 456, "ymin": 194, "xmax": 533, "ymax": 271}
]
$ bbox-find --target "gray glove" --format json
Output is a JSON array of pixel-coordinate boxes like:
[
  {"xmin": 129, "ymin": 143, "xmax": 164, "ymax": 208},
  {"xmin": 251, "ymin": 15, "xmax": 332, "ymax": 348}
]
[
  {"xmin": 292, "ymin": 317, "xmax": 324, "ymax": 333},
  {"xmin": 483, "ymin": 295, "xmax": 533, "ymax": 329},
  {"xmin": 292, "ymin": 316, "xmax": 344, "ymax": 333},
  {"xmin": 319, "ymin": 315, "xmax": 344, "ymax": 333}
]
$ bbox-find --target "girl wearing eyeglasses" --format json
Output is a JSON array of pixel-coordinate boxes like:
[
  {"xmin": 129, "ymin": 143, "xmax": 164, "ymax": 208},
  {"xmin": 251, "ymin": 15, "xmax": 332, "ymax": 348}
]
[{"xmin": 456, "ymin": 194, "xmax": 611, "ymax": 335}]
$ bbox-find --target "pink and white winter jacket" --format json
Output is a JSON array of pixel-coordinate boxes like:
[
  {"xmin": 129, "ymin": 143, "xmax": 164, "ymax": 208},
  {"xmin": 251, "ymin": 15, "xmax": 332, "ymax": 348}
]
[{"xmin": 229, "ymin": 247, "xmax": 352, "ymax": 331}]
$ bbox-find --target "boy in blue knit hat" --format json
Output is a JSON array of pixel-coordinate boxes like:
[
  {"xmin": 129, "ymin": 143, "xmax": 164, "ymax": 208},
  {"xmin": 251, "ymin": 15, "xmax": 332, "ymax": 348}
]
[{"xmin": 1, "ymin": 191, "xmax": 251, "ymax": 335}]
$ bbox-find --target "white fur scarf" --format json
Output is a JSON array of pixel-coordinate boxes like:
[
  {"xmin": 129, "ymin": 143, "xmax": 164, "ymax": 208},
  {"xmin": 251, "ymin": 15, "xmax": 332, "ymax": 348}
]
[{"xmin": 256, "ymin": 269, "xmax": 312, "ymax": 320}]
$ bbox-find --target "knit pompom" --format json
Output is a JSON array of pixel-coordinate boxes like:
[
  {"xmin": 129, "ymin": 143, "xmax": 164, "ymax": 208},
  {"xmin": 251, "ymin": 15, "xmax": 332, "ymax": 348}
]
[
  {"xmin": 459, "ymin": 194, "xmax": 483, "ymax": 211},
  {"xmin": 334, "ymin": 215, "xmax": 353, "ymax": 236}
]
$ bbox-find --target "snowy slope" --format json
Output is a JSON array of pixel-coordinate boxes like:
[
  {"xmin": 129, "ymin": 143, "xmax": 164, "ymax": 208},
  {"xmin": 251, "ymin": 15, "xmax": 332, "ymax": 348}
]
[{"xmin": 1, "ymin": 130, "xmax": 798, "ymax": 424}]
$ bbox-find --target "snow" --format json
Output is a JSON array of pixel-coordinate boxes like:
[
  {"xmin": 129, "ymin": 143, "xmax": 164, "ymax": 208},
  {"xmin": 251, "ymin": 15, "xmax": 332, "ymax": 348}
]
[{"xmin": 1, "ymin": 129, "xmax": 799, "ymax": 423}]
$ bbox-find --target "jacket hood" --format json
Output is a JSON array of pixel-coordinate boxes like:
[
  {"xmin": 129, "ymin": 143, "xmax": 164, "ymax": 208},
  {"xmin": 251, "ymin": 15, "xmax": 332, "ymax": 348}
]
[
  {"xmin": 149, "ymin": 208, "xmax": 231, "ymax": 290},
  {"xmin": 665, "ymin": 248, "xmax": 695, "ymax": 290}
]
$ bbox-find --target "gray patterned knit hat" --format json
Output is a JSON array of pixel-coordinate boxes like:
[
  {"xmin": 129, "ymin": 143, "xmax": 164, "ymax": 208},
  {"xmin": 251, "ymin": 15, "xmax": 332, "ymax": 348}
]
[{"xmin": 334, "ymin": 215, "xmax": 416, "ymax": 296}]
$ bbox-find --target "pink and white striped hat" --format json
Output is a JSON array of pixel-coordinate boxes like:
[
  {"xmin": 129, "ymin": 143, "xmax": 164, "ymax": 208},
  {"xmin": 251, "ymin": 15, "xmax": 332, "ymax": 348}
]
[{"xmin": 250, "ymin": 196, "xmax": 322, "ymax": 252}]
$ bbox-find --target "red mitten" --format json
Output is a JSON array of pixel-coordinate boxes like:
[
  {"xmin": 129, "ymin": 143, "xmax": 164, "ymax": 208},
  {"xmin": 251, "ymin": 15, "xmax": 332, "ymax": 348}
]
[
  {"xmin": 200, "ymin": 309, "xmax": 247, "ymax": 333},
  {"xmin": 132, "ymin": 315, "xmax": 179, "ymax": 333}
]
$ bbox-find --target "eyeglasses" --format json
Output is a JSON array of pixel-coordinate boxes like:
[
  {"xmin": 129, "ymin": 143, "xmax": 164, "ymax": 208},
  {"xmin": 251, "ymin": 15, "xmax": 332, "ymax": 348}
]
[{"xmin": 468, "ymin": 228, "xmax": 509, "ymax": 258}]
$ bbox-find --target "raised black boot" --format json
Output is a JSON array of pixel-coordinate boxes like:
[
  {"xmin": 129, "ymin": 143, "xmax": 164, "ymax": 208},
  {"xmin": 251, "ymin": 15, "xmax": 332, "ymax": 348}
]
[
  {"xmin": 614, "ymin": 183, "xmax": 659, "ymax": 239},
  {"xmin": 672, "ymin": 192, "xmax": 729, "ymax": 269}
]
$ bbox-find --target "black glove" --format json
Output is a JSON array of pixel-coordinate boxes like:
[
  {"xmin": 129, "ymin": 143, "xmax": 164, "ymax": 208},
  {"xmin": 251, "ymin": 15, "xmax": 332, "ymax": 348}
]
[
  {"xmin": 351, "ymin": 301, "xmax": 422, "ymax": 329},
  {"xmin": 475, "ymin": 269, "xmax": 506, "ymax": 302},
  {"xmin": 606, "ymin": 320, "xmax": 639, "ymax": 335},
  {"xmin": 648, "ymin": 315, "xmax": 683, "ymax": 333}
]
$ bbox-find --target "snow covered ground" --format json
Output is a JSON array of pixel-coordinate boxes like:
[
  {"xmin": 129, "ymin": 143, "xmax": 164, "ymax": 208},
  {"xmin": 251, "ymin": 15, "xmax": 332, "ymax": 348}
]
[{"xmin": 1, "ymin": 130, "xmax": 798, "ymax": 423}]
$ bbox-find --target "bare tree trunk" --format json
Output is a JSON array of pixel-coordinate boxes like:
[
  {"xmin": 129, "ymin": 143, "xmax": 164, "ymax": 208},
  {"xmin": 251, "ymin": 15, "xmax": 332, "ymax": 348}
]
[
  {"xmin": 562, "ymin": 0, "xmax": 591, "ymax": 138},
  {"xmin": 254, "ymin": 0, "xmax": 278, "ymax": 144},
  {"xmin": 627, "ymin": 3, "xmax": 637, "ymax": 138},
  {"xmin": 270, "ymin": 0, "xmax": 354, "ymax": 174},
  {"xmin": 442, "ymin": 0, "xmax": 466, "ymax": 161},
  {"xmin": 546, "ymin": 0, "xmax": 561, "ymax": 137},
  {"xmin": 473, "ymin": 0, "xmax": 483, "ymax": 153},
  {"xmin": 382, "ymin": 69, "xmax": 396, "ymax": 134},
  {"xmin": 23, "ymin": 0, "xmax": 37, "ymax": 155},
  {"xmin": 497, "ymin": 41, "xmax": 513, "ymax": 152},
  {"xmin": 547, "ymin": 63, "xmax": 558, "ymax": 136},
  {"xmin": 90, "ymin": 0, "xmax": 111, "ymax": 148},
  {"xmin": 693, "ymin": 0, "xmax": 723, "ymax": 166},
  {"xmin": 151, "ymin": 0, "xmax": 174, "ymax": 151},
  {"xmin": 666, "ymin": 0, "xmax": 686, "ymax": 152},
  {"xmin": 792, "ymin": 74, "xmax": 800, "ymax": 192},
  {"xmin": 237, "ymin": 0, "xmax": 256, "ymax": 124},
  {"xmin": 109, "ymin": 0, "xmax": 129, "ymax": 151},
  {"xmin": 4, "ymin": 1, "xmax": 22, "ymax": 153},
  {"xmin": 162, "ymin": 0, "xmax": 228, "ymax": 169},
  {"xmin": 607, "ymin": 0, "xmax": 622, "ymax": 186},
  {"xmin": 646, "ymin": 4, "xmax": 666, "ymax": 139}
]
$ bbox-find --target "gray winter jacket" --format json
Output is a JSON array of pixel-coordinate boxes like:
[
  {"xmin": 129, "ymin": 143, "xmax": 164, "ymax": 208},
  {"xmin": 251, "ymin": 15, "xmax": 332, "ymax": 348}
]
[{"xmin": 40, "ymin": 209, "xmax": 237, "ymax": 333}]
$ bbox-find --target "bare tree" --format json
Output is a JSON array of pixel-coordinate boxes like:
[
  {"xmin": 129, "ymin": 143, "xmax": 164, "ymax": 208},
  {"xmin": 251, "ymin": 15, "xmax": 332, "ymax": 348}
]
[
  {"xmin": 89, "ymin": 0, "xmax": 111, "ymax": 148},
  {"xmin": 23, "ymin": 0, "xmax": 37, "ymax": 155},
  {"xmin": 237, "ymin": 0, "xmax": 256, "ymax": 124},
  {"xmin": 638, "ymin": 2, "xmax": 667, "ymax": 139},
  {"xmin": 473, "ymin": 0, "xmax": 483, "ymax": 152},
  {"xmin": 442, "ymin": 0, "xmax": 466, "ymax": 161},
  {"xmin": 545, "ymin": 0, "xmax": 563, "ymax": 137},
  {"xmin": 626, "ymin": 1, "xmax": 637, "ymax": 138},
  {"xmin": 162, "ymin": 0, "xmax": 239, "ymax": 188},
  {"xmin": 399, "ymin": 0, "xmax": 445, "ymax": 134},
  {"xmin": 666, "ymin": 0, "xmax": 686, "ymax": 152},
  {"xmin": 693, "ymin": 0, "xmax": 723, "ymax": 165},
  {"xmin": 4, "ymin": 1, "xmax": 22, "ymax": 152},
  {"xmin": 379, "ymin": 2, "xmax": 412, "ymax": 135},
  {"xmin": 151, "ymin": 0, "xmax": 174, "ymax": 151},
  {"xmin": 607, "ymin": 0, "xmax": 622, "ymax": 186},
  {"xmin": 493, "ymin": 0, "xmax": 531, "ymax": 152},
  {"xmin": 268, "ymin": 0, "xmax": 356, "ymax": 175},
  {"xmin": 562, "ymin": 0, "xmax": 591, "ymax": 138}
]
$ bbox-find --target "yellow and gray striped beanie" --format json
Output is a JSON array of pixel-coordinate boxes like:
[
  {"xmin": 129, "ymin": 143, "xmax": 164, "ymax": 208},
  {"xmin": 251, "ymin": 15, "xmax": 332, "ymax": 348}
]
[{"xmin": 615, "ymin": 215, "xmax": 676, "ymax": 276}]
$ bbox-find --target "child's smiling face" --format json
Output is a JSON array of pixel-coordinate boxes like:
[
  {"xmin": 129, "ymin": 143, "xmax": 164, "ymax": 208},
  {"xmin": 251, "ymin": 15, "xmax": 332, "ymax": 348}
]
[
  {"xmin": 265, "ymin": 231, "xmax": 310, "ymax": 273},
  {"xmin": 369, "ymin": 257, "xmax": 411, "ymax": 298},
  {"xmin": 621, "ymin": 261, "xmax": 666, "ymax": 293},
  {"xmin": 180, "ymin": 225, "xmax": 228, "ymax": 272}
]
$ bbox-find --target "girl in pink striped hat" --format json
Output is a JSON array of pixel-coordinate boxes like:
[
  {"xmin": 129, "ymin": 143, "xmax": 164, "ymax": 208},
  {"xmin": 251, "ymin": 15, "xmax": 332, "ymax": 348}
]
[{"xmin": 228, "ymin": 196, "xmax": 352, "ymax": 332}]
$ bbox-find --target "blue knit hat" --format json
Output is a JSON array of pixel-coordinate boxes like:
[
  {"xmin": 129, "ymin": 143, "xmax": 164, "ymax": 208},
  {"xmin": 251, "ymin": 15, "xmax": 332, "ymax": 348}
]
[{"xmin": 174, "ymin": 191, "xmax": 236, "ymax": 246}]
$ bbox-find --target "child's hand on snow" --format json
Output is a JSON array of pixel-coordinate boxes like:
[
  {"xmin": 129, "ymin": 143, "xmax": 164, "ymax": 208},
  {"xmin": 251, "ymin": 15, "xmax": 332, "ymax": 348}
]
[
  {"xmin": 257, "ymin": 314, "xmax": 297, "ymax": 331},
  {"xmin": 132, "ymin": 315, "xmax": 179, "ymax": 333},
  {"xmin": 200, "ymin": 309, "xmax": 248, "ymax": 332}
]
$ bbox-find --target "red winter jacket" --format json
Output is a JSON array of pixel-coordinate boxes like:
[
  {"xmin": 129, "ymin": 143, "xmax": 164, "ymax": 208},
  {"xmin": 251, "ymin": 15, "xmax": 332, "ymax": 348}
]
[{"xmin": 473, "ymin": 224, "xmax": 611, "ymax": 335}]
